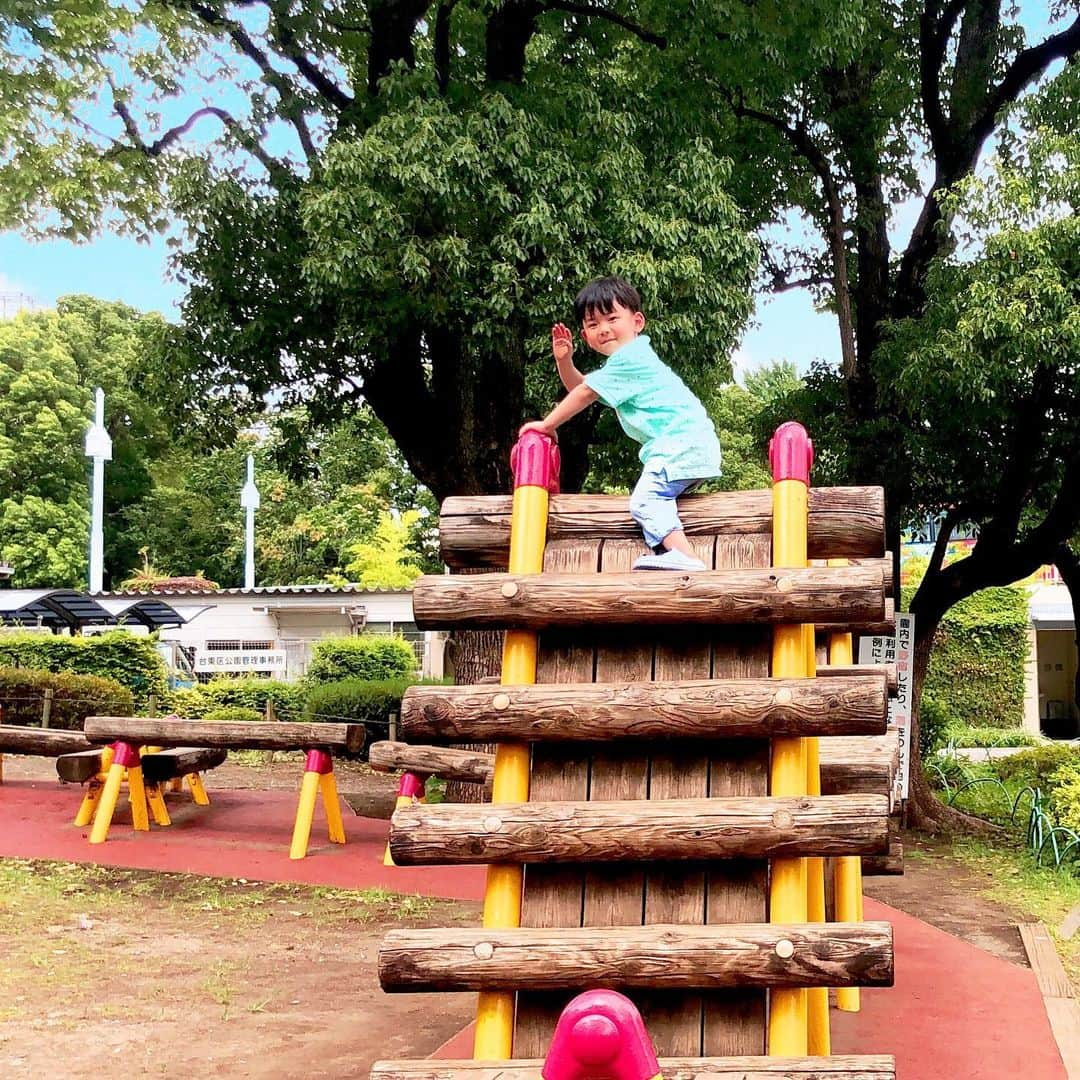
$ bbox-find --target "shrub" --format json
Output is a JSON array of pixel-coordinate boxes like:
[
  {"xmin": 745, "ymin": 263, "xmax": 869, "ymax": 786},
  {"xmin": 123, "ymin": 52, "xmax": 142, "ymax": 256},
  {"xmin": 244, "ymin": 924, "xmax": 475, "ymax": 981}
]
[
  {"xmin": 169, "ymin": 679, "xmax": 306, "ymax": 721},
  {"xmin": 0, "ymin": 631, "xmax": 167, "ymax": 708},
  {"xmin": 202, "ymin": 706, "xmax": 263, "ymax": 725},
  {"xmin": 304, "ymin": 635, "xmax": 416, "ymax": 685},
  {"xmin": 1047, "ymin": 762, "xmax": 1080, "ymax": 833},
  {"xmin": 919, "ymin": 694, "xmax": 951, "ymax": 757},
  {"xmin": 303, "ymin": 677, "xmax": 415, "ymax": 729},
  {"xmin": 942, "ymin": 725, "xmax": 1040, "ymax": 749},
  {"xmin": 0, "ymin": 666, "xmax": 134, "ymax": 730},
  {"xmin": 992, "ymin": 744, "xmax": 1080, "ymax": 791}
]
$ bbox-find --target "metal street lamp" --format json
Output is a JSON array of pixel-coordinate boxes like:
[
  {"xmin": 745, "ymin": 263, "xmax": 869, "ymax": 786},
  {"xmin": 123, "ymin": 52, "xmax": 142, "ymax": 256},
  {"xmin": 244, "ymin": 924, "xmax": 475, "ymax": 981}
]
[
  {"xmin": 84, "ymin": 388, "xmax": 112, "ymax": 594},
  {"xmin": 240, "ymin": 454, "xmax": 260, "ymax": 589}
]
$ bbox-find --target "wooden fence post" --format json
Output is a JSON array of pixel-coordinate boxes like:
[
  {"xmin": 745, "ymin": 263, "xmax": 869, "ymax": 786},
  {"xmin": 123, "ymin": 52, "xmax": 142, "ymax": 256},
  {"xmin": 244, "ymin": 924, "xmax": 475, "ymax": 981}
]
[{"xmin": 41, "ymin": 688, "xmax": 54, "ymax": 729}]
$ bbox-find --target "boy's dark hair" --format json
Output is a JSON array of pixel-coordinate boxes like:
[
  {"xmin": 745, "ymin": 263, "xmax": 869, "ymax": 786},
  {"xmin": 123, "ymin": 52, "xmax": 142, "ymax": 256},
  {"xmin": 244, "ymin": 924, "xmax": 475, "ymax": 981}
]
[{"xmin": 573, "ymin": 276, "xmax": 642, "ymax": 322}]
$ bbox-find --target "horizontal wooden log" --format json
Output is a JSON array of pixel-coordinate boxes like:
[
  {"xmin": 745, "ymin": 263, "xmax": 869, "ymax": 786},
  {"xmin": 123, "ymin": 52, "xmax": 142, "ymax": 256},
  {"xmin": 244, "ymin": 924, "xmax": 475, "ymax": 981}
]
[
  {"xmin": 83, "ymin": 717, "xmax": 366, "ymax": 753},
  {"xmin": 820, "ymin": 663, "xmax": 897, "ymax": 694},
  {"xmin": 863, "ymin": 840, "xmax": 904, "ymax": 876},
  {"xmin": 401, "ymin": 675, "xmax": 888, "ymax": 743},
  {"xmin": 371, "ymin": 1056, "xmax": 896, "ymax": 1080},
  {"xmin": 56, "ymin": 746, "xmax": 229, "ymax": 784},
  {"xmin": 439, "ymin": 487, "xmax": 885, "ymax": 568},
  {"xmin": 412, "ymin": 567, "xmax": 885, "ymax": 632},
  {"xmin": 817, "ymin": 597, "xmax": 895, "ymax": 635},
  {"xmin": 390, "ymin": 794, "xmax": 889, "ymax": 865},
  {"xmin": 819, "ymin": 735, "xmax": 898, "ymax": 800},
  {"xmin": 379, "ymin": 921, "xmax": 894, "ymax": 992},
  {"xmin": 369, "ymin": 741, "xmax": 494, "ymax": 785},
  {"xmin": 0, "ymin": 725, "xmax": 93, "ymax": 757}
]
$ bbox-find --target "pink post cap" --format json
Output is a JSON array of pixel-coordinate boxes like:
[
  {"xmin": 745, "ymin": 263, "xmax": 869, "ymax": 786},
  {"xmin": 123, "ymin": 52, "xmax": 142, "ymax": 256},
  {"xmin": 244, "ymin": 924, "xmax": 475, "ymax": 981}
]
[
  {"xmin": 397, "ymin": 772, "xmax": 424, "ymax": 799},
  {"xmin": 542, "ymin": 989, "xmax": 659, "ymax": 1080},
  {"xmin": 769, "ymin": 421, "xmax": 814, "ymax": 484},
  {"xmin": 511, "ymin": 430, "xmax": 561, "ymax": 494},
  {"xmin": 304, "ymin": 748, "xmax": 334, "ymax": 774},
  {"xmin": 110, "ymin": 741, "xmax": 142, "ymax": 768}
]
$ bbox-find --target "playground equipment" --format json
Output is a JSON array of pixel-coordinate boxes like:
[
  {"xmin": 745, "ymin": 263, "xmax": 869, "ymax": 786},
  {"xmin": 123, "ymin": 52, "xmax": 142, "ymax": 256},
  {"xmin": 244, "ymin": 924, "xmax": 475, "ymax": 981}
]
[
  {"xmin": 77, "ymin": 716, "xmax": 364, "ymax": 857},
  {"xmin": 0, "ymin": 724, "xmax": 94, "ymax": 782},
  {"xmin": 373, "ymin": 425, "xmax": 896, "ymax": 1076}
]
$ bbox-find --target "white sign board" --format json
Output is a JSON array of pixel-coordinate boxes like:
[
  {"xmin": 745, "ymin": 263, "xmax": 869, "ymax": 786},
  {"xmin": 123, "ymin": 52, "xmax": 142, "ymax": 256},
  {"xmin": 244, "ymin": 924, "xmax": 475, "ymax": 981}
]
[
  {"xmin": 858, "ymin": 613, "xmax": 914, "ymax": 802},
  {"xmin": 194, "ymin": 650, "xmax": 287, "ymax": 673}
]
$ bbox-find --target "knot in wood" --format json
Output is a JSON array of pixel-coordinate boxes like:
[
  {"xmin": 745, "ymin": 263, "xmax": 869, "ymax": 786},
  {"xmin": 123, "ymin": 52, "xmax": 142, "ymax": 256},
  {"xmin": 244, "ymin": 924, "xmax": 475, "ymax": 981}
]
[
  {"xmin": 500, "ymin": 581, "xmax": 519, "ymax": 598},
  {"xmin": 771, "ymin": 809, "xmax": 794, "ymax": 830},
  {"xmin": 774, "ymin": 939, "xmax": 795, "ymax": 959},
  {"xmin": 776, "ymin": 576, "xmax": 795, "ymax": 593},
  {"xmin": 473, "ymin": 941, "xmax": 494, "ymax": 960},
  {"xmin": 773, "ymin": 687, "xmax": 793, "ymax": 706},
  {"xmin": 483, "ymin": 815, "xmax": 503, "ymax": 833},
  {"xmin": 492, "ymin": 693, "xmax": 510, "ymax": 711}
]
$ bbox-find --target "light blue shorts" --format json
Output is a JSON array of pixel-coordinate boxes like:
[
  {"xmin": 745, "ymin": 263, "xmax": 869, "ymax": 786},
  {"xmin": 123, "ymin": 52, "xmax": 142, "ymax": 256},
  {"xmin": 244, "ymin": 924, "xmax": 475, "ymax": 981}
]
[{"xmin": 629, "ymin": 464, "xmax": 703, "ymax": 551}]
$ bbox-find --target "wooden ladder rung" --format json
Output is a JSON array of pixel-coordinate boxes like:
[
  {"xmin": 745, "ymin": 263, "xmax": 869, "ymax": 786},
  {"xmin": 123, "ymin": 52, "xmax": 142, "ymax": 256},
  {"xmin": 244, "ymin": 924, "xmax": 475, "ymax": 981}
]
[
  {"xmin": 378, "ymin": 922, "xmax": 894, "ymax": 993},
  {"xmin": 372, "ymin": 1056, "xmax": 896, "ymax": 1080},
  {"xmin": 400, "ymin": 676, "xmax": 889, "ymax": 743},
  {"xmin": 389, "ymin": 794, "xmax": 890, "ymax": 865}
]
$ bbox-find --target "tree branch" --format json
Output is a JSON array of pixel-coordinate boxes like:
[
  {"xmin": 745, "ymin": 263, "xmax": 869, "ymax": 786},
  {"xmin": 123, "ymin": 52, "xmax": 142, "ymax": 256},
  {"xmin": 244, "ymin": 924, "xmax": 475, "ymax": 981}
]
[
  {"xmin": 264, "ymin": 7, "xmax": 355, "ymax": 112},
  {"xmin": 918, "ymin": 0, "xmax": 966, "ymax": 161},
  {"xmin": 543, "ymin": 1, "xmax": 666, "ymax": 48},
  {"xmin": 435, "ymin": 1, "xmax": 456, "ymax": 95},
  {"xmin": 760, "ymin": 247, "xmax": 829, "ymax": 293}
]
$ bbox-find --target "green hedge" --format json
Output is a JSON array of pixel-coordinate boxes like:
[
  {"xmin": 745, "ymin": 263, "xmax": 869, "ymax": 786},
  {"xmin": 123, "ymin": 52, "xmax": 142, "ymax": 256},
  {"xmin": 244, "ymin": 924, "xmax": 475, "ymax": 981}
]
[
  {"xmin": 304, "ymin": 635, "xmax": 416, "ymax": 685},
  {"xmin": 303, "ymin": 677, "xmax": 415, "ymax": 729},
  {"xmin": 0, "ymin": 666, "xmax": 134, "ymax": 730},
  {"xmin": 0, "ymin": 631, "xmax": 167, "ymax": 709},
  {"xmin": 202, "ymin": 706, "xmax": 264, "ymax": 725},
  {"xmin": 906, "ymin": 586, "xmax": 1029, "ymax": 732},
  {"xmin": 990, "ymin": 744, "xmax": 1080, "ymax": 832},
  {"xmin": 170, "ymin": 678, "xmax": 306, "ymax": 721}
]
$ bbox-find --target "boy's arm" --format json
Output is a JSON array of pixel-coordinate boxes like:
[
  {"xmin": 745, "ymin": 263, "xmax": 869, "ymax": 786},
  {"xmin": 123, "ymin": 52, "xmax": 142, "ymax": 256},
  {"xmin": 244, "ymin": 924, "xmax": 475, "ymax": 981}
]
[
  {"xmin": 520, "ymin": 382, "xmax": 598, "ymax": 437},
  {"xmin": 552, "ymin": 322, "xmax": 585, "ymax": 391}
]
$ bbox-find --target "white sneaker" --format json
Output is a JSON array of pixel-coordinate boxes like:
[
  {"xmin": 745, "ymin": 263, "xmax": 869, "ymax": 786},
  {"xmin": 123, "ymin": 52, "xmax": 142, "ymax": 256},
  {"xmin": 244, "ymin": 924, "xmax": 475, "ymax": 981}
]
[{"xmin": 633, "ymin": 550, "xmax": 707, "ymax": 571}]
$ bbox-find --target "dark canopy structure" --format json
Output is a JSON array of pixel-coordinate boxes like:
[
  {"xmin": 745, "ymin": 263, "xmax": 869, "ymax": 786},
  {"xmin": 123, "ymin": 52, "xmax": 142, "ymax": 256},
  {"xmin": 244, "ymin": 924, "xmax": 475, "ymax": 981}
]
[{"xmin": 0, "ymin": 590, "xmax": 185, "ymax": 632}]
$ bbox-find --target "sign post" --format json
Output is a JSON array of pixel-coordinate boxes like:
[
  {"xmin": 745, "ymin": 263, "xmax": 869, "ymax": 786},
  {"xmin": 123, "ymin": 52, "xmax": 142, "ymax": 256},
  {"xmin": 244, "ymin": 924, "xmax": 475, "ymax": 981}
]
[
  {"xmin": 84, "ymin": 388, "xmax": 112, "ymax": 594},
  {"xmin": 240, "ymin": 454, "xmax": 260, "ymax": 589}
]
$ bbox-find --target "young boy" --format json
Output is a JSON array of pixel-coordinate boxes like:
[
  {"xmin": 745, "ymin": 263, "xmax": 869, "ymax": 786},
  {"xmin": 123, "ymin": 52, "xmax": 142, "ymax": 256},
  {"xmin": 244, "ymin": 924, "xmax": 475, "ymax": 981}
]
[{"xmin": 519, "ymin": 276, "xmax": 721, "ymax": 571}]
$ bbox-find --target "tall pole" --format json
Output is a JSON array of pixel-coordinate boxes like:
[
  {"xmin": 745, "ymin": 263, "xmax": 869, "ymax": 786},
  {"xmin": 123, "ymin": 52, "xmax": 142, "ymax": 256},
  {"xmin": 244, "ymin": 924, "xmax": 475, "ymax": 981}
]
[
  {"xmin": 240, "ymin": 454, "xmax": 260, "ymax": 589},
  {"xmin": 84, "ymin": 388, "xmax": 112, "ymax": 594}
]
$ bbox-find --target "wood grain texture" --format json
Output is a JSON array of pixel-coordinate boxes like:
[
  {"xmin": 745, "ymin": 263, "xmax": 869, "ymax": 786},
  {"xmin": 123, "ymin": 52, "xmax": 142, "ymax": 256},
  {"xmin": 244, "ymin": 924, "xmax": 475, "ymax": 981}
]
[
  {"xmin": 400, "ymin": 675, "xmax": 889, "ymax": 743},
  {"xmin": 0, "ymin": 725, "xmax": 93, "ymax": 756},
  {"xmin": 820, "ymin": 664, "xmax": 898, "ymax": 694},
  {"xmin": 371, "ymin": 1056, "xmax": 897, "ymax": 1080},
  {"xmin": 438, "ymin": 487, "xmax": 885, "ymax": 567},
  {"xmin": 56, "ymin": 746, "xmax": 227, "ymax": 784},
  {"xmin": 378, "ymin": 922, "xmax": 894, "ymax": 992},
  {"xmin": 368, "ymin": 741, "xmax": 494, "ymax": 785},
  {"xmin": 83, "ymin": 717, "xmax": 366, "ymax": 752},
  {"xmin": 412, "ymin": 567, "xmax": 886, "ymax": 631},
  {"xmin": 390, "ymin": 794, "xmax": 889, "ymax": 864}
]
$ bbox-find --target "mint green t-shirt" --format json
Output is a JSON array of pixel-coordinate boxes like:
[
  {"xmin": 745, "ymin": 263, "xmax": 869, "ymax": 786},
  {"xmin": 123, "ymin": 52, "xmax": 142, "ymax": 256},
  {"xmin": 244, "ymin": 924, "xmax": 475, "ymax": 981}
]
[{"xmin": 583, "ymin": 335, "xmax": 722, "ymax": 481}]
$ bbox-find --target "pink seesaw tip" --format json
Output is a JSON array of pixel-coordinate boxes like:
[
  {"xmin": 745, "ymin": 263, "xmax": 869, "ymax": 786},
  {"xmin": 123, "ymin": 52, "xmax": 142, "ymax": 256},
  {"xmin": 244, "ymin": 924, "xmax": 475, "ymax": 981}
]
[
  {"xmin": 542, "ymin": 989, "xmax": 660, "ymax": 1080},
  {"xmin": 769, "ymin": 421, "xmax": 814, "ymax": 484},
  {"xmin": 511, "ymin": 430, "xmax": 561, "ymax": 494}
]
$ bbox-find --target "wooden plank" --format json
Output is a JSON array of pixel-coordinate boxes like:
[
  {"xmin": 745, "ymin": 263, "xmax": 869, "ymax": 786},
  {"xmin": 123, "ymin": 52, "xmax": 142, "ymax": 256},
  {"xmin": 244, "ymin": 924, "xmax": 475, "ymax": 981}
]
[
  {"xmin": 389, "ymin": 794, "xmax": 890, "ymax": 864},
  {"xmin": 1044, "ymin": 999, "xmax": 1080, "ymax": 1080},
  {"xmin": 368, "ymin": 741, "xmax": 494, "ymax": 785},
  {"xmin": 705, "ymin": 533, "xmax": 772, "ymax": 1055},
  {"xmin": 817, "ymin": 597, "xmax": 895, "ymax": 636},
  {"xmin": 83, "ymin": 717, "xmax": 365, "ymax": 752},
  {"xmin": 0, "ymin": 725, "xmax": 93, "ymax": 756},
  {"xmin": 516, "ymin": 539, "xmax": 599, "ymax": 1058},
  {"xmin": 371, "ymin": 1056, "xmax": 897, "ymax": 1080},
  {"xmin": 55, "ymin": 748, "xmax": 110, "ymax": 783},
  {"xmin": 412, "ymin": 567, "xmax": 886, "ymax": 631},
  {"xmin": 437, "ymin": 487, "xmax": 885, "ymax": 567},
  {"xmin": 399, "ymin": 675, "xmax": 889, "ymax": 743},
  {"xmin": 378, "ymin": 922, "xmax": 895, "ymax": 992},
  {"xmin": 820, "ymin": 664, "xmax": 897, "ymax": 694},
  {"xmin": 56, "ymin": 746, "xmax": 228, "ymax": 784},
  {"xmin": 1019, "ymin": 923, "xmax": 1075, "ymax": 999}
]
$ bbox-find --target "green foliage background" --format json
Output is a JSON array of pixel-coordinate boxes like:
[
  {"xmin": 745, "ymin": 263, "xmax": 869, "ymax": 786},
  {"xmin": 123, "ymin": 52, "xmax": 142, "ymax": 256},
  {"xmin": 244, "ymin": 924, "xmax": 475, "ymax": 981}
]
[
  {"xmin": 0, "ymin": 631, "xmax": 167, "ymax": 708},
  {"xmin": 0, "ymin": 666, "xmax": 133, "ymax": 729},
  {"xmin": 303, "ymin": 636, "xmax": 416, "ymax": 686},
  {"xmin": 169, "ymin": 678, "xmax": 305, "ymax": 721}
]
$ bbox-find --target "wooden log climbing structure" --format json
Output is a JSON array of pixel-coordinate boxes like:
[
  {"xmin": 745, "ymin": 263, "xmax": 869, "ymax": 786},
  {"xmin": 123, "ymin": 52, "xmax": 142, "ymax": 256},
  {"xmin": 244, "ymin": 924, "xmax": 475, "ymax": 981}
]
[{"xmin": 376, "ymin": 424, "xmax": 896, "ymax": 1079}]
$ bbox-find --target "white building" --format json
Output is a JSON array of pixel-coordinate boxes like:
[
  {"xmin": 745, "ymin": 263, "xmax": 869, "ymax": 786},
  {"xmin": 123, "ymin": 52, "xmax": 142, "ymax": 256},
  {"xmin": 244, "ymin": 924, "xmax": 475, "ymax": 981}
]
[
  {"xmin": 95, "ymin": 584, "xmax": 445, "ymax": 684},
  {"xmin": 1025, "ymin": 583, "xmax": 1078, "ymax": 739}
]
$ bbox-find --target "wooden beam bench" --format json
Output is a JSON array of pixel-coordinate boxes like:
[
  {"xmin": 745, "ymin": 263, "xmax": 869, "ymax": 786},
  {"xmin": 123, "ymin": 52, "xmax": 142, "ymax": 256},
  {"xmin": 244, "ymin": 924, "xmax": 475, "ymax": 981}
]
[
  {"xmin": 79, "ymin": 717, "xmax": 366, "ymax": 858},
  {"xmin": 0, "ymin": 724, "xmax": 94, "ymax": 782}
]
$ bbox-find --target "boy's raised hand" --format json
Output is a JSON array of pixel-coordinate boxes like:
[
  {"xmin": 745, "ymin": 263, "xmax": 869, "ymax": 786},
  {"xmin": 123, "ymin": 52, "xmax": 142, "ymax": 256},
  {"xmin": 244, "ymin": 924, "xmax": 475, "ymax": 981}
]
[{"xmin": 551, "ymin": 323, "xmax": 574, "ymax": 365}]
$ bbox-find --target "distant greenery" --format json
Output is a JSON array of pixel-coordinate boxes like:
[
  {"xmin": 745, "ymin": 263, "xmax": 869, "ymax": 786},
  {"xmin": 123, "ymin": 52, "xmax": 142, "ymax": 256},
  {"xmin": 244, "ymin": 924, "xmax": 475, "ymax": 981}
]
[
  {"xmin": 169, "ymin": 678, "xmax": 305, "ymax": 721},
  {"xmin": 304, "ymin": 636, "xmax": 416, "ymax": 686},
  {"xmin": 0, "ymin": 667, "xmax": 133, "ymax": 729}
]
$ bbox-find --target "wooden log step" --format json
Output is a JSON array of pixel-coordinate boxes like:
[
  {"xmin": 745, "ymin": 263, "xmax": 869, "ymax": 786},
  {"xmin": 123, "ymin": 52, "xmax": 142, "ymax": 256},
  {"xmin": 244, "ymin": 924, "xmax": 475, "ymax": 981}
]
[
  {"xmin": 819, "ymin": 734, "xmax": 899, "ymax": 800},
  {"xmin": 372, "ymin": 1056, "xmax": 896, "ymax": 1080},
  {"xmin": 368, "ymin": 741, "xmax": 494, "ymax": 784},
  {"xmin": 412, "ymin": 567, "xmax": 885, "ymax": 631},
  {"xmin": 438, "ymin": 487, "xmax": 885, "ymax": 568},
  {"xmin": 820, "ymin": 664, "xmax": 897, "ymax": 694},
  {"xmin": 0, "ymin": 725, "xmax": 94, "ymax": 756},
  {"xmin": 378, "ymin": 921, "xmax": 894, "ymax": 992},
  {"xmin": 83, "ymin": 717, "xmax": 366, "ymax": 752},
  {"xmin": 817, "ymin": 597, "xmax": 895, "ymax": 635},
  {"xmin": 863, "ymin": 840, "xmax": 904, "ymax": 876},
  {"xmin": 389, "ymin": 794, "xmax": 889, "ymax": 865},
  {"xmin": 400, "ymin": 675, "xmax": 888, "ymax": 743},
  {"xmin": 56, "ymin": 746, "xmax": 229, "ymax": 784}
]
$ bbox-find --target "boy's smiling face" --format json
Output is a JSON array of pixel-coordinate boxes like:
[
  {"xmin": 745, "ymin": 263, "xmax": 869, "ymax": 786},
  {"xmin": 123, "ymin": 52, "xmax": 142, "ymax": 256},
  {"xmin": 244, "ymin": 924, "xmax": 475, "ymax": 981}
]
[{"xmin": 580, "ymin": 300, "xmax": 646, "ymax": 356}]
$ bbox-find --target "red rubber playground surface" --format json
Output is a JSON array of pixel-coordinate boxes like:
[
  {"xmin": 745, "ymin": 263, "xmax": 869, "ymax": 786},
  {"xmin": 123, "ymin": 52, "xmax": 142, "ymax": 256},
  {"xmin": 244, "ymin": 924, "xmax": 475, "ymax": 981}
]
[{"xmin": 0, "ymin": 776, "xmax": 1069, "ymax": 1078}]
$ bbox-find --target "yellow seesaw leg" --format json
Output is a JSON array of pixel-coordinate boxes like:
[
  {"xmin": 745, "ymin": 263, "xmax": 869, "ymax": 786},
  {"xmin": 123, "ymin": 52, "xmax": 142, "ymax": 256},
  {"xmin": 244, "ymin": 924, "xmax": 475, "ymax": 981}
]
[
  {"xmin": 186, "ymin": 773, "xmax": 210, "ymax": 805},
  {"xmin": 127, "ymin": 766, "xmax": 150, "ymax": 832},
  {"xmin": 290, "ymin": 770, "xmax": 321, "ymax": 860},
  {"xmin": 320, "ymin": 772, "xmax": 346, "ymax": 845},
  {"xmin": 146, "ymin": 783, "xmax": 171, "ymax": 827},
  {"xmin": 89, "ymin": 764, "xmax": 127, "ymax": 844}
]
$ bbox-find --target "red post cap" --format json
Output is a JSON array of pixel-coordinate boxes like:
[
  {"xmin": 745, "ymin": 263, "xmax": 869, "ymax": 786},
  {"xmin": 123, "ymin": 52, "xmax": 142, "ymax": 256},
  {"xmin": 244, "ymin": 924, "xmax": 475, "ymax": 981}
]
[
  {"xmin": 110, "ymin": 740, "xmax": 142, "ymax": 768},
  {"xmin": 542, "ymin": 989, "xmax": 659, "ymax": 1080},
  {"xmin": 769, "ymin": 421, "xmax": 814, "ymax": 484},
  {"xmin": 397, "ymin": 772, "xmax": 424, "ymax": 799},
  {"xmin": 303, "ymin": 748, "xmax": 334, "ymax": 774},
  {"xmin": 511, "ymin": 430, "xmax": 561, "ymax": 494}
]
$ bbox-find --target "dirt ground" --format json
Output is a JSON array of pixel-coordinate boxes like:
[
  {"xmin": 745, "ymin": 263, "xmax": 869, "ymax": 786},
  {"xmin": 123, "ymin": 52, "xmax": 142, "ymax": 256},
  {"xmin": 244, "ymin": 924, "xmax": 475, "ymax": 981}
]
[{"xmin": 0, "ymin": 756, "xmax": 1060, "ymax": 1076}]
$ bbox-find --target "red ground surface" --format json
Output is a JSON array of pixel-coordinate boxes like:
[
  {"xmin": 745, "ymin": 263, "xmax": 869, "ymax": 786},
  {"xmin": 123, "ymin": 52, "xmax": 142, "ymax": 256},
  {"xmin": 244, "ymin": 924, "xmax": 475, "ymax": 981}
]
[{"xmin": 0, "ymin": 775, "xmax": 1068, "ymax": 1078}]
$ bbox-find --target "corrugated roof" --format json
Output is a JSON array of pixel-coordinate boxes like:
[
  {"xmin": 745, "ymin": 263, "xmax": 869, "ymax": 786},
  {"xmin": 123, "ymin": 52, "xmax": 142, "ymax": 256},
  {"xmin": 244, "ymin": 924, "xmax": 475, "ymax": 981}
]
[{"xmin": 95, "ymin": 584, "xmax": 411, "ymax": 598}]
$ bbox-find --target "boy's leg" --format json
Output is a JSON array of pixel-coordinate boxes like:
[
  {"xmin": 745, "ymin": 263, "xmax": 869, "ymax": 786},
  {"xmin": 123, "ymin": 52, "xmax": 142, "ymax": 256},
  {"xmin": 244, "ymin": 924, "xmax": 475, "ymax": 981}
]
[{"xmin": 629, "ymin": 469, "xmax": 705, "ymax": 569}]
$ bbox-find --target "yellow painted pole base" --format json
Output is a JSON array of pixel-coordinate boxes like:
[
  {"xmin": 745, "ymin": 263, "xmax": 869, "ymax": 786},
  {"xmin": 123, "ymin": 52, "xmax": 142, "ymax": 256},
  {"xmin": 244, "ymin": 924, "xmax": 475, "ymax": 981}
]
[
  {"xmin": 127, "ymin": 766, "xmax": 150, "ymax": 832},
  {"xmin": 89, "ymin": 763, "xmax": 127, "ymax": 845},
  {"xmin": 186, "ymin": 772, "xmax": 210, "ymax": 805},
  {"xmin": 146, "ymin": 783, "xmax": 171, "ymax": 827},
  {"xmin": 74, "ymin": 779, "xmax": 103, "ymax": 827},
  {"xmin": 290, "ymin": 771, "xmax": 321, "ymax": 860},
  {"xmin": 320, "ymin": 772, "xmax": 346, "ymax": 845}
]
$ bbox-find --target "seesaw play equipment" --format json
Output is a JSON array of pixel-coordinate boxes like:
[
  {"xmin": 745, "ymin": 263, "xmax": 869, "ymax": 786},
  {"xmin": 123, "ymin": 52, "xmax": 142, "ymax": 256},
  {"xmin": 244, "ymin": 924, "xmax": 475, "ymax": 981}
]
[{"xmin": 371, "ymin": 423, "xmax": 897, "ymax": 1079}]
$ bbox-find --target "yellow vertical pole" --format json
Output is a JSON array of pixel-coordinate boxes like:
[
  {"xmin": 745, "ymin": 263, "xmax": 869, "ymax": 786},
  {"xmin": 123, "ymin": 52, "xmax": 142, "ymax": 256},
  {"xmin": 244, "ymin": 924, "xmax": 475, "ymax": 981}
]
[
  {"xmin": 768, "ymin": 422, "xmax": 812, "ymax": 1056},
  {"xmin": 826, "ymin": 561, "xmax": 862, "ymax": 1013},
  {"xmin": 74, "ymin": 745, "xmax": 114, "ymax": 827},
  {"xmin": 320, "ymin": 771, "xmax": 347, "ymax": 844},
  {"xmin": 89, "ymin": 742, "xmax": 141, "ymax": 845},
  {"xmin": 473, "ymin": 431, "xmax": 558, "ymax": 1061}
]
